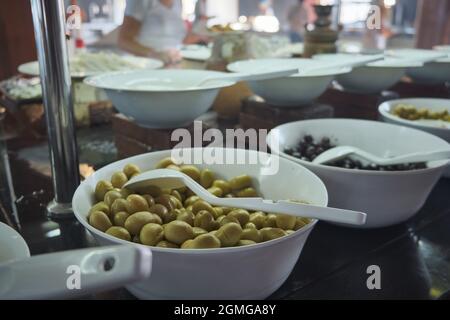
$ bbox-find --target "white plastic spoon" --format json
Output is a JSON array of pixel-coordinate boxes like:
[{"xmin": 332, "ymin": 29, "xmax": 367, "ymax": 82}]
[
  {"xmin": 0, "ymin": 245, "xmax": 152, "ymax": 299},
  {"xmin": 124, "ymin": 169, "xmax": 367, "ymax": 226},
  {"xmin": 312, "ymin": 146, "xmax": 450, "ymax": 166},
  {"xmin": 195, "ymin": 67, "xmax": 300, "ymax": 87}
]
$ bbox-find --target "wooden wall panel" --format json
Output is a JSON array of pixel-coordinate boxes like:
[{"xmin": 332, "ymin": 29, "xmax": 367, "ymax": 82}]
[
  {"xmin": 415, "ymin": 0, "xmax": 450, "ymax": 48},
  {"xmin": 0, "ymin": 0, "xmax": 37, "ymax": 80}
]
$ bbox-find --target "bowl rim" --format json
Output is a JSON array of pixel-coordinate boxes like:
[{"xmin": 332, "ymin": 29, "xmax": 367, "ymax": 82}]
[
  {"xmin": 267, "ymin": 118, "xmax": 450, "ymax": 176},
  {"xmin": 72, "ymin": 148, "xmax": 327, "ymax": 254},
  {"xmin": 312, "ymin": 53, "xmax": 423, "ymax": 68},
  {"xmin": 226, "ymin": 58, "xmax": 352, "ymax": 78},
  {"xmin": 0, "ymin": 222, "xmax": 30, "ymax": 263},
  {"xmin": 378, "ymin": 98, "xmax": 450, "ymax": 133},
  {"xmin": 84, "ymin": 69, "xmax": 236, "ymax": 92}
]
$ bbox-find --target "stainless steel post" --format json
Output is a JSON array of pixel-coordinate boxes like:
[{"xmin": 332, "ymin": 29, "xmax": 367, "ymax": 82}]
[{"xmin": 30, "ymin": 0, "xmax": 80, "ymax": 219}]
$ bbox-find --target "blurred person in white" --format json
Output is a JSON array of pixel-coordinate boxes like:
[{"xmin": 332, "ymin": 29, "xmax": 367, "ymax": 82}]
[
  {"xmin": 287, "ymin": 0, "xmax": 309, "ymax": 43},
  {"xmin": 118, "ymin": 0, "xmax": 208, "ymax": 65}
]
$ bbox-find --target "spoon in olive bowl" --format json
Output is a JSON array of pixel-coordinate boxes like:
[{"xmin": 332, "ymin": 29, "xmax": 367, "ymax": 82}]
[
  {"xmin": 123, "ymin": 169, "xmax": 367, "ymax": 226},
  {"xmin": 312, "ymin": 146, "xmax": 450, "ymax": 166}
]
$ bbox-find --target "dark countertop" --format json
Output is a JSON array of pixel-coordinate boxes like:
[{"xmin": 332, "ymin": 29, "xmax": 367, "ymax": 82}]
[{"xmin": 2, "ymin": 124, "xmax": 450, "ymax": 300}]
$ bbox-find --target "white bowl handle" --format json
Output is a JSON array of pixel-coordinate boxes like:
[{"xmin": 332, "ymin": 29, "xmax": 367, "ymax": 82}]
[{"xmin": 0, "ymin": 245, "xmax": 152, "ymax": 299}]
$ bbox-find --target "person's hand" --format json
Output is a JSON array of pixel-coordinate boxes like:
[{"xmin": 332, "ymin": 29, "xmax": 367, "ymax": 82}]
[{"xmin": 155, "ymin": 49, "xmax": 182, "ymax": 65}]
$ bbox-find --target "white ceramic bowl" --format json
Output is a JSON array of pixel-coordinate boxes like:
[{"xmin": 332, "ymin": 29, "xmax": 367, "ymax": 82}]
[
  {"xmin": 0, "ymin": 222, "xmax": 30, "ymax": 264},
  {"xmin": 72, "ymin": 148, "xmax": 328, "ymax": 299},
  {"xmin": 313, "ymin": 53, "xmax": 422, "ymax": 94},
  {"xmin": 387, "ymin": 49, "xmax": 450, "ymax": 85},
  {"xmin": 227, "ymin": 58, "xmax": 351, "ymax": 106},
  {"xmin": 267, "ymin": 119, "xmax": 450, "ymax": 228},
  {"xmin": 85, "ymin": 70, "xmax": 235, "ymax": 128}
]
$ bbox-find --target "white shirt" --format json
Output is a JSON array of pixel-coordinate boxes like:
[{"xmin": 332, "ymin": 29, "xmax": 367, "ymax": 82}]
[{"xmin": 125, "ymin": 0, "xmax": 186, "ymax": 51}]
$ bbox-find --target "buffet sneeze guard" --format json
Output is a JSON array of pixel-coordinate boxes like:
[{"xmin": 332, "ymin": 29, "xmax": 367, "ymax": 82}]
[{"xmin": 30, "ymin": 0, "xmax": 80, "ymax": 218}]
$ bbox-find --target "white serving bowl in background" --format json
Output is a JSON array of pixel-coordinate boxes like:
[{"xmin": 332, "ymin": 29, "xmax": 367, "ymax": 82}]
[
  {"xmin": 73, "ymin": 148, "xmax": 328, "ymax": 299},
  {"xmin": 313, "ymin": 53, "xmax": 422, "ymax": 94},
  {"xmin": 387, "ymin": 48, "xmax": 450, "ymax": 85},
  {"xmin": 433, "ymin": 45, "xmax": 450, "ymax": 53},
  {"xmin": 379, "ymin": 98, "xmax": 450, "ymax": 177},
  {"xmin": 85, "ymin": 70, "xmax": 235, "ymax": 128},
  {"xmin": 227, "ymin": 58, "xmax": 351, "ymax": 106},
  {"xmin": 267, "ymin": 119, "xmax": 450, "ymax": 228},
  {"xmin": 0, "ymin": 222, "xmax": 30, "ymax": 264}
]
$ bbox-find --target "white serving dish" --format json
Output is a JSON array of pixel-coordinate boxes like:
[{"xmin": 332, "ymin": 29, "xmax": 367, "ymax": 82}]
[
  {"xmin": 387, "ymin": 49, "xmax": 450, "ymax": 85},
  {"xmin": 313, "ymin": 53, "xmax": 422, "ymax": 94},
  {"xmin": 0, "ymin": 222, "xmax": 30, "ymax": 264},
  {"xmin": 227, "ymin": 58, "xmax": 351, "ymax": 106},
  {"xmin": 267, "ymin": 119, "xmax": 450, "ymax": 228},
  {"xmin": 18, "ymin": 54, "xmax": 163, "ymax": 79},
  {"xmin": 72, "ymin": 148, "xmax": 328, "ymax": 299},
  {"xmin": 84, "ymin": 69, "xmax": 235, "ymax": 128}
]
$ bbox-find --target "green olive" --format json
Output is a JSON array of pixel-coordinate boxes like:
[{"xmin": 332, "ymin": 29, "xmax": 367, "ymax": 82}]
[
  {"xmin": 244, "ymin": 222, "xmax": 257, "ymax": 229},
  {"xmin": 212, "ymin": 180, "xmax": 231, "ymax": 195},
  {"xmin": 177, "ymin": 209, "xmax": 195, "ymax": 226},
  {"xmin": 294, "ymin": 217, "xmax": 310, "ymax": 230},
  {"xmin": 155, "ymin": 157, "xmax": 175, "ymax": 169},
  {"xmin": 200, "ymin": 169, "xmax": 215, "ymax": 188},
  {"xmin": 181, "ymin": 234, "xmax": 221, "ymax": 249},
  {"xmin": 217, "ymin": 215, "xmax": 240, "ymax": 227},
  {"xmin": 156, "ymin": 194, "xmax": 178, "ymax": 211},
  {"xmin": 237, "ymin": 239, "xmax": 256, "ymax": 247},
  {"xmin": 229, "ymin": 175, "xmax": 252, "ymax": 190},
  {"xmin": 137, "ymin": 185, "xmax": 162, "ymax": 197},
  {"xmin": 171, "ymin": 190, "xmax": 183, "ymax": 203},
  {"xmin": 184, "ymin": 195, "xmax": 200, "ymax": 207},
  {"xmin": 194, "ymin": 210, "xmax": 220, "ymax": 232},
  {"xmin": 156, "ymin": 240, "xmax": 179, "ymax": 248},
  {"xmin": 89, "ymin": 202, "xmax": 110, "ymax": 217},
  {"xmin": 227, "ymin": 209, "xmax": 250, "ymax": 226},
  {"xmin": 149, "ymin": 204, "xmax": 168, "ymax": 219},
  {"xmin": 95, "ymin": 180, "xmax": 113, "ymax": 202},
  {"xmin": 241, "ymin": 228, "xmax": 262, "ymax": 243},
  {"xmin": 181, "ymin": 233, "xmax": 221, "ymax": 249},
  {"xmin": 180, "ymin": 165, "xmax": 201, "ymax": 181},
  {"xmin": 260, "ymin": 227, "xmax": 287, "ymax": 241},
  {"xmin": 111, "ymin": 198, "xmax": 129, "ymax": 215},
  {"xmin": 192, "ymin": 200, "xmax": 217, "ymax": 217},
  {"xmin": 111, "ymin": 172, "xmax": 128, "ymax": 189},
  {"xmin": 166, "ymin": 164, "xmax": 181, "ymax": 171},
  {"xmin": 236, "ymin": 187, "xmax": 258, "ymax": 198},
  {"xmin": 126, "ymin": 194, "xmax": 149, "ymax": 214},
  {"xmin": 221, "ymin": 207, "xmax": 235, "ymax": 215},
  {"xmin": 207, "ymin": 187, "xmax": 223, "ymax": 197},
  {"xmin": 164, "ymin": 221, "xmax": 194, "ymax": 245},
  {"xmin": 113, "ymin": 211, "xmax": 130, "ymax": 227},
  {"xmin": 213, "ymin": 207, "xmax": 224, "ymax": 218},
  {"xmin": 123, "ymin": 164, "xmax": 140, "ymax": 179},
  {"xmin": 249, "ymin": 212, "xmax": 266, "ymax": 229},
  {"xmin": 140, "ymin": 223, "xmax": 164, "ymax": 246},
  {"xmin": 89, "ymin": 211, "xmax": 112, "ymax": 232},
  {"xmin": 124, "ymin": 211, "xmax": 162, "ymax": 235},
  {"xmin": 215, "ymin": 223, "xmax": 242, "ymax": 247},
  {"xmin": 106, "ymin": 226, "xmax": 131, "ymax": 241},
  {"xmin": 103, "ymin": 190, "xmax": 123, "ymax": 207},
  {"xmin": 119, "ymin": 188, "xmax": 132, "ymax": 198},
  {"xmin": 193, "ymin": 227, "xmax": 208, "ymax": 237},
  {"xmin": 264, "ymin": 213, "xmax": 277, "ymax": 228},
  {"xmin": 142, "ymin": 194, "xmax": 155, "ymax": 207},
  {"xmin": 275, "ymin": 214, "xmax": 297, "ymax": 230}
]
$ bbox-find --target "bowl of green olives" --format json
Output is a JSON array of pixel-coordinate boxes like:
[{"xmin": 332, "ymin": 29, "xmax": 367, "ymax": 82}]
[{"xmin": 72, "ymin": 148, "xmax": 328, "ymax": 299}]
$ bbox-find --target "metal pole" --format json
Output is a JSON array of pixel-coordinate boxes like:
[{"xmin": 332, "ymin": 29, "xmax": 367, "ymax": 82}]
[{"xmin": 30, "ymin": 0, "xmax": 80, "ymax": 219}]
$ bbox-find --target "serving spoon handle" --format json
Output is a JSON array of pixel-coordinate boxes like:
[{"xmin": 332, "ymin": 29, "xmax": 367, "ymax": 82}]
[{"xmin": 124, "ymin": 169, "xmax": 366, "ymax": 226}]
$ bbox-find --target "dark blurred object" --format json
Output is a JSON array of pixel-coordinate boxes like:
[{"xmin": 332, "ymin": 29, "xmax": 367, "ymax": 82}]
[
  {"xmin": 317, "ymin": 86, "xmax": 399, "ymax": 120},
  {"xmin": 112, "ymin": 114, "xmax": 210, "ymax": 159},
  {"xmin": 303, "ymin": 5, "xmax": 338, "ymax": 58},
  {"xmin": 415, "ymin": 0, "xmax": 450, "ymax": 48},
  {"xmin": 240, "ymin": 95, "xmax": 334, "ymax": 131},
  {"xmin": 392, "ymin": 79, "xmax": 450, "ymax": 99},
  {"xmin": 88, "ymin": 100, "xmax": 115, "ymax": 126}
]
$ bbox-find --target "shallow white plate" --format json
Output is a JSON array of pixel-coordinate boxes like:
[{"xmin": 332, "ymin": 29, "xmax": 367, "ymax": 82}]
[
  {"xmin": 18, "ymin": 55, "xmax": 163, "ymax": 79},
  {"xmin": 0, "ymin": 222, "xmax": 30, "ymax": 264}
]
